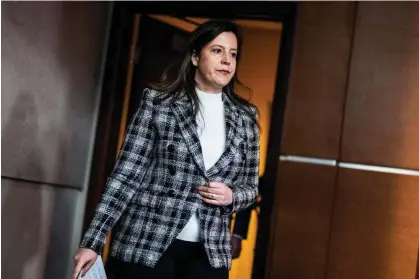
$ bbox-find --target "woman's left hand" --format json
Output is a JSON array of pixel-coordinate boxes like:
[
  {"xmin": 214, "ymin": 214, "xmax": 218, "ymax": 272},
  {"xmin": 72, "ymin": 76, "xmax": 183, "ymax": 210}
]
[{"xmin": 197, "ymin": 182, "xmax": 233, "ymax": 206}]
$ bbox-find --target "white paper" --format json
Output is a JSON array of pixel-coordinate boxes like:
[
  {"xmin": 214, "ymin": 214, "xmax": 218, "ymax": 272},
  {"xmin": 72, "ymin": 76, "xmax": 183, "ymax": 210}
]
[{"xmin": 77, "ymin": 256, "xmax": 107, "ymax": 279}]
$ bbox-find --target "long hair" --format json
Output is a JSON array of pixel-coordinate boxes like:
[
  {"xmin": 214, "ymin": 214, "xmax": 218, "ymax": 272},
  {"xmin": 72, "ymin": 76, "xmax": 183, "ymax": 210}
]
[{"xmin": 151, "ymin": 19, "xmax": 259, "ymax": 126}]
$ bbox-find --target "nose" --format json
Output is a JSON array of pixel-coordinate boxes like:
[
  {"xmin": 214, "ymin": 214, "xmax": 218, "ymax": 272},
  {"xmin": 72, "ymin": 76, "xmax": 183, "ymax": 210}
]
[{"xmin": 221, "ymin": 53, "xmax": 231, "ymax": 66}]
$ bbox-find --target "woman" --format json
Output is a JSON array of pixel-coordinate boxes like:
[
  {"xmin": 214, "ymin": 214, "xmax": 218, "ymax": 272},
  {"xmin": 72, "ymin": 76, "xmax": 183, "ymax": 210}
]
[{"xmin": 73, "ymin": 19, "xmax": 260, "ymax": 279}]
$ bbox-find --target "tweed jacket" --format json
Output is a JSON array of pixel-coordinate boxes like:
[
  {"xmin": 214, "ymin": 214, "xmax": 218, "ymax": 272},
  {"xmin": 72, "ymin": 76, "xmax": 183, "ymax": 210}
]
[{"xmin": 80, "ymin": 88, "xmax": 260, "ymax": 269}]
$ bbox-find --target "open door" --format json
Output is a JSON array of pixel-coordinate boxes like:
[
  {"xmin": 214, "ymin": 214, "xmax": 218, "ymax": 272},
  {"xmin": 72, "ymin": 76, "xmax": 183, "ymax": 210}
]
[
  {"xmin": 83, "ymin": 3, "xmax": 297, "ymax": 279},
  {"xmin": 106, "ymin": 14, "xmax": 283, "ymax": 279}
]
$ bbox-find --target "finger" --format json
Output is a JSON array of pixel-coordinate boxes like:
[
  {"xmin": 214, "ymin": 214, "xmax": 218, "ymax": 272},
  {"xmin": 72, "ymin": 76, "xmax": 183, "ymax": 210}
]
[
  {"xmin": 199, "ymin": 191, "xmax": 217, "ymax": 200},
  {"xmin": 202, "ymin": 197, "xmax": 223, "ymax": 206},
  {"xmin": 200, "ymin": 191, "xmax": 225, "ymax": 202},
  {"xmin": 199, "ymin": 192, "xmax": 224, "ymax": 200},
  {"xmin": 81, "ymin": 267, "xmax": 88, "ymax": 277},
  {"xmin": 80, "ymin": 259, "xmax": 95, "ymax": 277},
  {"xmin": 196, "ymin": 186, "xmax": 211, "ymax": 193},
  {"xmin": 198, "ymin": 187, "xmax": 223, "ymax": 195},
  {"xmin": 208, "ymin": 182, "xmax": 224, "ymax": 188},
  {"xmin": 81, "ymin": 260, "xmax": 95, "ymax": 277},
  {"xmin": 210, "ymin": 188, "xmax": 224, "ymax": 194},
  {"xmin": 73, "ymin": 261, "xmax": 84, "ymax": 279}
]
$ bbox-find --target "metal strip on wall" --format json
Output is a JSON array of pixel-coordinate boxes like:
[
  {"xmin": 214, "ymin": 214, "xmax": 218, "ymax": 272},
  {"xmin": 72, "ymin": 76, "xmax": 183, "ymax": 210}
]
[
  {"xmin": 279, "ymin": 155, "xmax": 419, "ymax": 176},
  {"xmin": 279, "ymin": 155, "xmax": 337, "ymax": 166},
  {"xmin": 339, "ymin": 162, "xmax": 419, "ymax": 176}
]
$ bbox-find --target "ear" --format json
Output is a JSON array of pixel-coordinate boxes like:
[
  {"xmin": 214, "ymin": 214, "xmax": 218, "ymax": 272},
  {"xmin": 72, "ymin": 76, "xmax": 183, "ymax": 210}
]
[{"xmin": 191, "ymin": 53, "xmax": 199, "ymax": 67}]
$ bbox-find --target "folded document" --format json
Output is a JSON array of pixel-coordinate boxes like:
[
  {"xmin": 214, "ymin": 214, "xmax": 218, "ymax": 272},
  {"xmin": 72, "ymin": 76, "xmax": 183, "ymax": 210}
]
[{"xmin": 77, "ymin": 256, "xmax": 107, "ymax": 279}]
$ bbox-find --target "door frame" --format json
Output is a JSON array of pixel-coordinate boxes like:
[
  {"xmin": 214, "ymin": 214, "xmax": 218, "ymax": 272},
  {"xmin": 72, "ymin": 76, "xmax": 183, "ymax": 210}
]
[{"xmin": 83, "ymin": 2, "xmax": 298, "ymax": 279}]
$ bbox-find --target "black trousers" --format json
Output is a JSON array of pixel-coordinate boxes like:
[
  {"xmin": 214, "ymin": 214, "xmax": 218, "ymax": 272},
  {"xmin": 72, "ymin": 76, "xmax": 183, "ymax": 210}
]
[{"xmin": 108, "ymin": 240, "xmax": 229, "ymax": 279}]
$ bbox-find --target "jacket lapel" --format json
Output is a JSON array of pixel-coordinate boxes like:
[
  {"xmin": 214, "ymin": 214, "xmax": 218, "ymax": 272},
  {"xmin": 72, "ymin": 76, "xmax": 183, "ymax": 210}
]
[
  {"xmin": 171, "ymin": 95, "xmax": 207, "ymax": 176},
  {"xmin": 171, "ymin": 92, "xmax": 243, "ymax": 178},
  {"xmin": 206, "ymin": 93, "xmax": 243, "ymax": 177}
]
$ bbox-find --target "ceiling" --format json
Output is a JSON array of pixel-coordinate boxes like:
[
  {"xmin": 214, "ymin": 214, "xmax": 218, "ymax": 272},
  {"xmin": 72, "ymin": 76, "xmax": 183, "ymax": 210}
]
[{"xmin": 149, "ymin": 14, "xmax": 283, "ymax": 33}]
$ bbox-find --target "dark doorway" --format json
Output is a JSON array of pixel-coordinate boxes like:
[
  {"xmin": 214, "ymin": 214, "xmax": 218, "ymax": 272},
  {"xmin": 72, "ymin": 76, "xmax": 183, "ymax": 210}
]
[
  {"xmin": 84, "ymin": 3, "xmax": 298, "ymax": 279},
  {"xmin": 127, "ymin": 15, "xmax": 190, "ymax": 120}
]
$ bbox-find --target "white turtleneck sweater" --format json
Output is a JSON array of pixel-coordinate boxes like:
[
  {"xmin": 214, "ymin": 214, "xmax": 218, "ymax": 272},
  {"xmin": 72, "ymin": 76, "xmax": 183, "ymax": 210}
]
[{"xmin": 176, "ymin": 88, "xmax": 226, "ymax": 242}]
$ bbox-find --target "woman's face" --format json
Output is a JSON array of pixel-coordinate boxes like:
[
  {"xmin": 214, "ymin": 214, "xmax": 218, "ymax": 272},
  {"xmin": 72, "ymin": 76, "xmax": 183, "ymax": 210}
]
[{"xmin": 192, "ymin": 31, "xmax": 238, "ymax": 93}]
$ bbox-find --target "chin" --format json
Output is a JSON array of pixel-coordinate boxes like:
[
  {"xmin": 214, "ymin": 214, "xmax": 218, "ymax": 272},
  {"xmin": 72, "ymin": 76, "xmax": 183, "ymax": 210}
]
[
  {"xmin": 216, "ymin": 80, "xmax": 232, "ymax": 88},
  {"xmin": 216, "ymin": 84, "xmax": 229, "ymax": 90}
]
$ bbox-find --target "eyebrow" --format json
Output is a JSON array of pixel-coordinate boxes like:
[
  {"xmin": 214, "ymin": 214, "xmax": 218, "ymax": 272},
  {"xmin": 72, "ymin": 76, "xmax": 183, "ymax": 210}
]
[{"xmin": 211, "ymin": 44, "xmax": 238, "ymax": 51}]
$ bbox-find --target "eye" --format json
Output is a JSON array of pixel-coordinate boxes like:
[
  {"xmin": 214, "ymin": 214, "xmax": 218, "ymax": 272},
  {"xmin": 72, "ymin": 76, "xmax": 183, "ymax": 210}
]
[
  {"xmin": 231, "ymin": 52, "xmax": 238, "ymax": 58},
  {"xmin": 212, "ymin": 48, "xmax": 222, "ymax": 54}
]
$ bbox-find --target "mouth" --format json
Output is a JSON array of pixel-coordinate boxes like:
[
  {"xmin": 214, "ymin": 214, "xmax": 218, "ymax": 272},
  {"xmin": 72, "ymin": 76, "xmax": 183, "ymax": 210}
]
[{"xmin": 217, "ymin": 70, "xmax": 231, "ymax": 75}]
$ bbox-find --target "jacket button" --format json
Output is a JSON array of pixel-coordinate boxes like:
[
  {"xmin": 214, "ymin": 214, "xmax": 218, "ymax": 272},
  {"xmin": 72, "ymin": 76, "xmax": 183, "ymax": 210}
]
[
  {"xmin": 169, "ymin": 165, "xmax": 176, "ymax": 175},
  {"xmin": 168, "ymin": 189, "xmax": 176, "ymax": 197},
  {"xmin": 167, "ymin": 144, "xmax": 175, "ymax": 153}
]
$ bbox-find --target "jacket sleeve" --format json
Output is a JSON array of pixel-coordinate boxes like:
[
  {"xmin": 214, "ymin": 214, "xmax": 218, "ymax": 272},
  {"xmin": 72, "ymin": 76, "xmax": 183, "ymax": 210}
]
[
  {"xmin": 223, "ymin": 107, "xmax": 260, "ymax": 216},
  {"xmin": 80, "ymin": 89, "xmax": 156, "ymax": 254}
]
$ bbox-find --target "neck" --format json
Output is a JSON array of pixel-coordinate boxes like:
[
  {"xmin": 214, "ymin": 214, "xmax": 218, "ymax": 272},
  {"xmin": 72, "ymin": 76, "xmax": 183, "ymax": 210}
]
[{"xmin": 194, "ymin": 75, "xmax": 222, "ymax": 94}]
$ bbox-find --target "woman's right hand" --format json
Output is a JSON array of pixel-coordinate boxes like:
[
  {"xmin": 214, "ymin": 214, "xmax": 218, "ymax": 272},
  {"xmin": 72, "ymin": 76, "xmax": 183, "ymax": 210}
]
[{"xmin": 73, "ymin": 248, "xmax": 98, "ymax": 279}]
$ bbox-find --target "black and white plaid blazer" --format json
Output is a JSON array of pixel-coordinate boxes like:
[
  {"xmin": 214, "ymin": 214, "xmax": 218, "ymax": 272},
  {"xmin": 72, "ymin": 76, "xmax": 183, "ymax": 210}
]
[{"xmin": 80, "ymin": 88, "xmax": 260, "ymax": 269}]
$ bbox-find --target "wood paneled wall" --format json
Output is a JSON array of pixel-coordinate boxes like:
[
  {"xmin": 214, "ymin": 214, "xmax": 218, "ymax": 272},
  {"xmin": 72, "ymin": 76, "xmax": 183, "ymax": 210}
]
[
  {"xmin": 267, "ymin": 2, "xmax": 419, "ymax": 279},
  {"xmin": 281, "ymin": 2, "xmax": 355, "ymax": 159}
]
